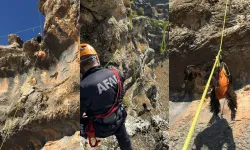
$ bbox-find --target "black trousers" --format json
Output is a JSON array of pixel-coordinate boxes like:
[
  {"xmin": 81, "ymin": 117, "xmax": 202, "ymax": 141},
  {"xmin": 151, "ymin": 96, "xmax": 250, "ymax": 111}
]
[{"xmin": 115, "ymin": 123, "xmax": 132, "ymax": 150}]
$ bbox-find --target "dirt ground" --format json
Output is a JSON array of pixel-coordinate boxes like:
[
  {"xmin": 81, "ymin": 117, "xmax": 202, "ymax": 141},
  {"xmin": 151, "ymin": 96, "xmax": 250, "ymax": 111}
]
[
  {"xmin": 169, "ymin": 85, "xmax": 250, "ymax": 149},
  {"xmin": 155, "ymin": 59, "xmax": 169, "ymax": 120}
]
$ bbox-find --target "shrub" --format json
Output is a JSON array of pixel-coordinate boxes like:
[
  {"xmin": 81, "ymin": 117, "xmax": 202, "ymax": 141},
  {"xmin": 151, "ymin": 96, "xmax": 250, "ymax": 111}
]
[
  {"xmin": 137, "ymin": 42, "xmax": 148, "ymax": 52},
  {"xmin": 138, "ymin": 7, "xmax": 145, "ymax": 16}
]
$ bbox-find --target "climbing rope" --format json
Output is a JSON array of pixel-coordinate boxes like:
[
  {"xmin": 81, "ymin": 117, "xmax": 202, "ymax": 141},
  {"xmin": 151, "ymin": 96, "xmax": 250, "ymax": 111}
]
[
  {"xmin": 37, "ymin": 6, "xmax": 43, "ymax": 36},
  {"xmin": 161, "ymin": 22, "xmax": 168, "ymax": 55},
  {"xmin": 182, "ymin": 0, "xmax": 230, "ymax": 149},
  {"xmin": 0, "ymin": 25, "xmax": 42, "ymax": 39}
]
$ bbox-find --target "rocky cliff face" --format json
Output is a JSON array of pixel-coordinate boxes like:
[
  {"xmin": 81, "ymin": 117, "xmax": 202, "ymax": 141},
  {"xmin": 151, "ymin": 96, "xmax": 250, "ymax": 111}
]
[
  {"xmin": 81, "ymin": 0, "xmax": 169, "ymax": 149},
  {"xmin": 169, "ymin": 0, "xmax": 250, "ymax": 92},
  {"xmin": 0, "ymin": 0, "xmax": 80, "ymax": 149},
  {"xmin": 169, "ymin": 0, "xmax": 250, "ymax": 149}
]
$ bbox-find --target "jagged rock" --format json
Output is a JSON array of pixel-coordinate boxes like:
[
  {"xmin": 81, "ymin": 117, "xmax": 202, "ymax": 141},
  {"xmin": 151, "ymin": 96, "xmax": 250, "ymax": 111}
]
[
  {"xmin": 143, "ymin": 47, "xmax": 155, "ymax": 64},
  {"xmin": 151, "ymin": 115, "xmax": 168, "ymax": 128},
  {"xmin": 81, "ymin": 16, "xmax": 129, "ymax": 63},
  {"xmin": 38, "ymin": 0, "xmax": 79, "ymax": 58},
  {"xmin": 145, "ymin": 83, "xmax": 159, "ymax": 108},
  {"xmin": 169, "ymin": 0, "xmax": 250, "ymax": 90},
  {"xmin": 0, "ymin": 47, "xmax": 31, "ymax": 78},
  {"xmin": 42, "ymin": 131, "xmax": 80, "ymax": 150},
  {"xmin": 0, "ymin": 1, "xmax": 80, "ymax": 149},
  {"xmin": 155, "ymin": 131, "xmax": 169, "ymax": 149},
  {"xmin": 80, "ymin": 0, "xmax": 122, "ymax": 21},
  {"xmin": 8, "ymin": 34, "xmax": 24, "ymax": 48},
  {"xmin": 23, "ymin": 39, "xmax": 40, "ymax": 55},
  {"xmin": 126, "ymin": 117, "xmax": 151, "ymax": 136}
]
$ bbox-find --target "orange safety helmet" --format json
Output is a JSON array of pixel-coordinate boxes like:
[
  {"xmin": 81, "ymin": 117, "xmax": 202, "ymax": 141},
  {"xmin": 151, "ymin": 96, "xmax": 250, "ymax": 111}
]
[
  {"xmin": 80, "ymin": 43, "xmax": 98, "ymax": 58},
  {"xmin": 38, "ymin": 50, "xmax": 46, "ymax": 57}
]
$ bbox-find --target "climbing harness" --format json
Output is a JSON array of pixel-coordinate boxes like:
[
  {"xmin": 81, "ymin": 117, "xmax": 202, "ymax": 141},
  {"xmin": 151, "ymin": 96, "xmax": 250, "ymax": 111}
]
[
  {"xmin": 182, "ymin": 0, "xmax": 230, "ymax": 149},
  {"xmin": 84, "ymin": 68, "xmax": 122, "ymax": 147}
]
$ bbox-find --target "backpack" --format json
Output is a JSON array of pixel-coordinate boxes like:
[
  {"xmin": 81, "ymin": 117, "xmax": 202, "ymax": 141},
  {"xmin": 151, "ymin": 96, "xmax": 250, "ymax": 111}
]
[{"xmin": 215, "ymin": 62, "xmax": 230, "ymax": 99}]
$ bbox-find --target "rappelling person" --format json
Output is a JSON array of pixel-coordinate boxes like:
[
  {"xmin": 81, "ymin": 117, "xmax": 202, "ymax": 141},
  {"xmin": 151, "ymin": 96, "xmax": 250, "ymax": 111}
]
[
  {"xmin": 34, "ymin": 32, "xmax": 46, "ymax": 59},
  {"xmin": 80, "ymin": 43, "xmax": 132, "ymax": 150},
  {"xmin": 210, "ymin": 55, "xmax": 237, "ymax": 121},
  {"xmin": 36, "ymin": 33, "xmax": 42, "ymax": 44}
]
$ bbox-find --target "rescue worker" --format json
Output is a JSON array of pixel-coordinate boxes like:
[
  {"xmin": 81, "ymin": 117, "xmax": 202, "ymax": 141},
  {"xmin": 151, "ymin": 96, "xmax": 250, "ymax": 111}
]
[
  {"xmin": 34, "ymin": 50, "xmax": 46, "ymax": 58},
  {"xmin": 36, "ymin": 33, "xmax": 42, "ymax": 43},
  {"xmin": 80, "ymin": 43, "xmax": 132, "ymax": 150}
]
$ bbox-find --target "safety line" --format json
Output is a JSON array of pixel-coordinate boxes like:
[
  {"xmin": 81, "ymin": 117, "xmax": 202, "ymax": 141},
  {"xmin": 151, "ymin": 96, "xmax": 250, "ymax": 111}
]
[
  {"xmin": 160, "ymin": 22, "xmax": 168, "ymax": 55},
  {"xmin": 37, "ymin": 4, "xmax": 43, "ymax": 36},
  {"xmin": 104, "ymin": 45, "xmax": 123, "ymax": 68},
  {"xmin": 0, "ymin": 25, "xmax": 42, "ymax": 38},
  {"xmin": 182, "ymin": 0, "xmax": 229, "ymax": 149}
]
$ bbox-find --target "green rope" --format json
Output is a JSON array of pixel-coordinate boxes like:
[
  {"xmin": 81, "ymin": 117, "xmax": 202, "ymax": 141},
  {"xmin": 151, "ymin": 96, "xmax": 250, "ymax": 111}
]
[
  {"xmin": 160, "ymin": 22, "xmax": 168, "ymax": 55},
  {"xmin": 104, "ymin": 46, "xmax": 123, "ymax": 68}
]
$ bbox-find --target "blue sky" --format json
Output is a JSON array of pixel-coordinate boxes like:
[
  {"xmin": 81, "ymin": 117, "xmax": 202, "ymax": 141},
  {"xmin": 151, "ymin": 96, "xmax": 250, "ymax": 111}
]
[{"xmin": 0, "ymin": 0, "xmax": 45, "ymax": 45}]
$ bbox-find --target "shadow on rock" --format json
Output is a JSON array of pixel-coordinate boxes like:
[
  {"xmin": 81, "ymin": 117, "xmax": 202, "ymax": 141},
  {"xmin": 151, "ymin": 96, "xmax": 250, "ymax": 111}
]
[
  {"xmin": 193, "ymin": 118, "xmax": 236, "ymax": 150},
  {"xmin": 44, "ymin": 25, "xmax": 74, "ymax": 60}
]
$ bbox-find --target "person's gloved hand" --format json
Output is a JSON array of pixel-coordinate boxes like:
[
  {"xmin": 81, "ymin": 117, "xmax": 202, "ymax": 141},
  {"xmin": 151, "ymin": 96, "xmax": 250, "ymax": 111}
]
[{"xmin": 82, "ymin": 112, "xmax": 88, "ymax": 118}]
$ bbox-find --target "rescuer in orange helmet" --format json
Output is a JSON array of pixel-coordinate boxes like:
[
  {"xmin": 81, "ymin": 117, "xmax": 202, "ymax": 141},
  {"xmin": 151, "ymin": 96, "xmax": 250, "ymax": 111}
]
[{"xmin": 80, "ymin": 43, "xmax": 132, "ymax": 150}]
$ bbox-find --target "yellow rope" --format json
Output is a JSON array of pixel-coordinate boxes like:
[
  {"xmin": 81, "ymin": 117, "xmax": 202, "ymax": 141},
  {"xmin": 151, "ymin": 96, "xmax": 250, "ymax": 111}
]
[{"xmin": 182, "ymin": 0, "xmax": 229, "ymax": 149}]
